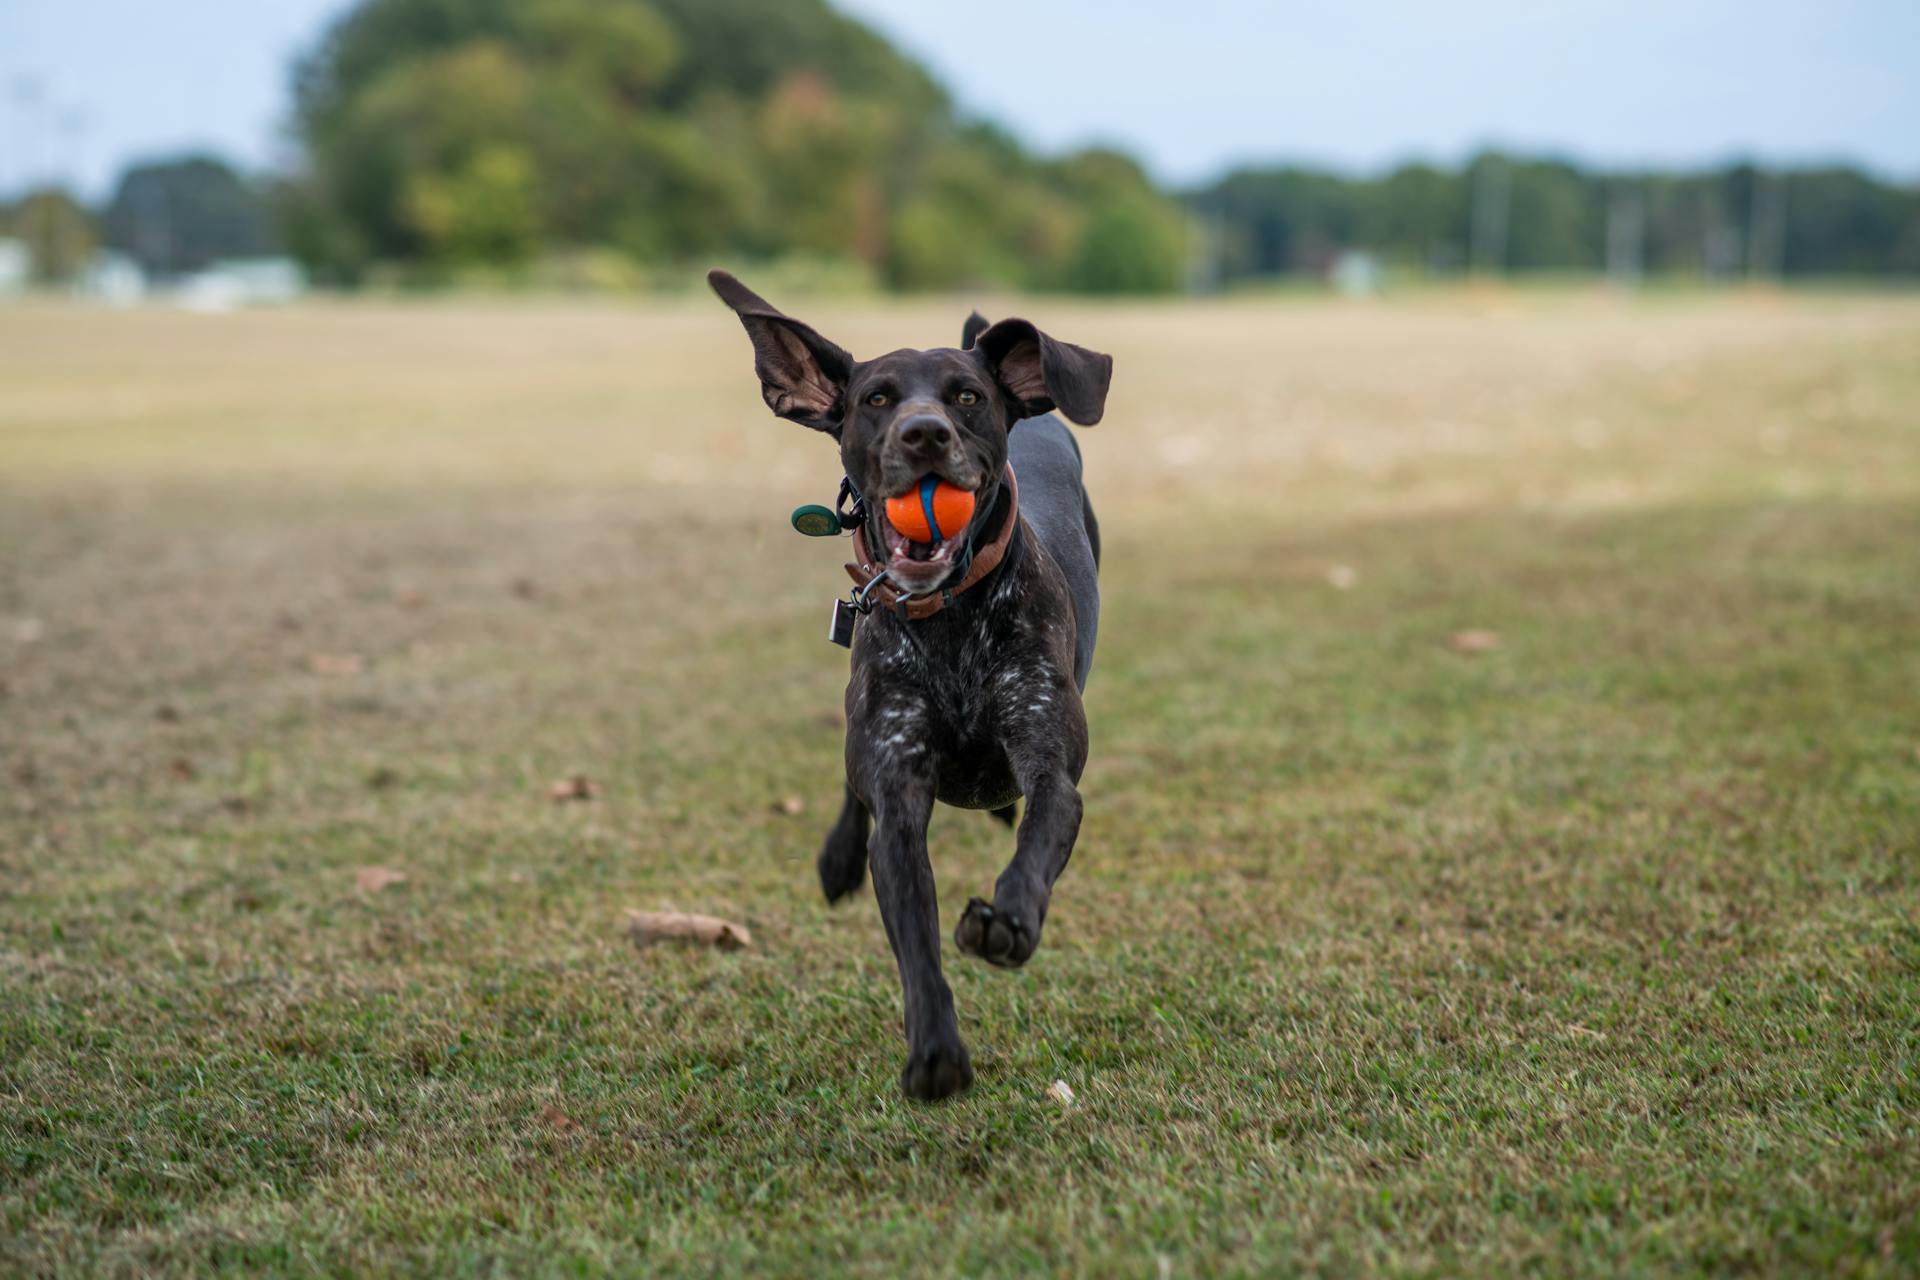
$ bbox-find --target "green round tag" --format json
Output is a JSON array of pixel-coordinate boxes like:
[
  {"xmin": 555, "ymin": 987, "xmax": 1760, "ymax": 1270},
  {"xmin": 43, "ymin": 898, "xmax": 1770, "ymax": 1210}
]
[{"xmin": 791, "ymin": 504, "xmax": 842, "ymax": 537}]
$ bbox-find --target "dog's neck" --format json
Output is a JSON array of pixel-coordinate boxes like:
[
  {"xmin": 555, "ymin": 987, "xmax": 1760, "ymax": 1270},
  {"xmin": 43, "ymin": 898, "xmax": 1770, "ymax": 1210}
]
[{"xmin": 845, "ymin": 465, "xmax": 1020, "ymax": 622}]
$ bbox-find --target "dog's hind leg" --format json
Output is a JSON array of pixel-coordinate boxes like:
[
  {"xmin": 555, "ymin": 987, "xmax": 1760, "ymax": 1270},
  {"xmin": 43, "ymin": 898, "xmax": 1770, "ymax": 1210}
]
[{"xmin": 817, "ymin": 783, "xmax": 870, "ymax": 903}]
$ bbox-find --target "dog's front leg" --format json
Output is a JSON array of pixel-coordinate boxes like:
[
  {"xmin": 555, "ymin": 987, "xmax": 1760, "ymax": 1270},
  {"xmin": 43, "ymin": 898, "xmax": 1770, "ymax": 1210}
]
[
  {"xmin": 956, "ymin": 681, "xmax": 1089, "ymax": 970},
  {"xmin": 859, "ymin": 754, "xmax": 973, "ymax": 1101}
]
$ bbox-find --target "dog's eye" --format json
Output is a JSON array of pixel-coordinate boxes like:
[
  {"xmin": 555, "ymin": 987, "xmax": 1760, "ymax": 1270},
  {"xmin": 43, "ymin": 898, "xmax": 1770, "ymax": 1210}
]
[
  {"xmin": 955, "ymin": 389, "xmax": 979, "ymax": 407},
  {"xmin": 866, "ymin": 391, "xmax": 889, "ymax": 408}
]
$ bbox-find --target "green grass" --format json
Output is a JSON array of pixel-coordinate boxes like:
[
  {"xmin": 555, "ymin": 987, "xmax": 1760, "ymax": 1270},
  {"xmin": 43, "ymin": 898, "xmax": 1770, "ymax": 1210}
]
[{"xmin": 2, "ymin": 294, "xmax": 1917, "ymax": 1275}]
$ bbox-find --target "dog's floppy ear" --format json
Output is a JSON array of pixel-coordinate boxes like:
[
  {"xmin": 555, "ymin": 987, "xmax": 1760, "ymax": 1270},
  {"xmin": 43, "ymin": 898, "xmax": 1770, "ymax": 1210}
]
[
  {"xmin": 973, "ymin": 318, "xmax": 1112, "ymax": 426},
  {"xmin": 708, "ymin": 269, "xmax": 853, "ymax": 433}
]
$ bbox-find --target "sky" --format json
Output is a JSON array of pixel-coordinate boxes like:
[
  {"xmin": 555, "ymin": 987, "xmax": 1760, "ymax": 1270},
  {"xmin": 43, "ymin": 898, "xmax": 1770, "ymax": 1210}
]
[{"xmin": 3, "ymin": 0, "xmax": 1916, "ymax": 201}]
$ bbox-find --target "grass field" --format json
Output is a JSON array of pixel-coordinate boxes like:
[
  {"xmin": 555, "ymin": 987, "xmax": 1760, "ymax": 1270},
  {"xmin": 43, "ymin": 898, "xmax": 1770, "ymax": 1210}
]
[{"xmin": 3, "ymin": 288, "xmax": 1918, "ymax": 1276}]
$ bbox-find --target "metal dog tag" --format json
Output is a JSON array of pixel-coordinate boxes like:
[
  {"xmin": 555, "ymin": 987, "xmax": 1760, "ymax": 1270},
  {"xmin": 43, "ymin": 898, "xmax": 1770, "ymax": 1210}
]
[{"xmin": 828, "ymin": 598, "xmax": 857, "ymax": 648}]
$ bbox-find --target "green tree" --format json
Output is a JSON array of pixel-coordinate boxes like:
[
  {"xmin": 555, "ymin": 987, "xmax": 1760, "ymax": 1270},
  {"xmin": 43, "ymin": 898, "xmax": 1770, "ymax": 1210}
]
[
  {"xmin": 283, "ymin": 0, "xmax": 1190, "ymax": 291},
  {"xmin": 4, "ymin": 190, "xmax": 96, "ymax": 282},
  {"xmin": 101, "ymin": 156, "xmax": 275, "ymax": 276},
  {"xmin": 1067, "ymin": 199, "xmax": 1187, "ymax": 294},
  {"xmin": 1503, "ymin": 157, "xmax": 1602, "ymax": 270},
  {"xmin": 405, "ymin": 143, "xmax": 539, "ymax": 264}
]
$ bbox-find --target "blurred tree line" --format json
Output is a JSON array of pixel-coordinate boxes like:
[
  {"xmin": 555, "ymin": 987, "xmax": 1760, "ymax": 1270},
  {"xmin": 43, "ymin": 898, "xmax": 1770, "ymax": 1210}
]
[
  {"xmin": 5, "ymin": 0, "xmax": 1916, "ymax": 292},
  {"xmin": 1193, "ymin": 155, "xmax": 1920, "ymax": 281},
  {"xmin": 274, "ymin": 0, "xmax": 1188, "ymax": 291}
]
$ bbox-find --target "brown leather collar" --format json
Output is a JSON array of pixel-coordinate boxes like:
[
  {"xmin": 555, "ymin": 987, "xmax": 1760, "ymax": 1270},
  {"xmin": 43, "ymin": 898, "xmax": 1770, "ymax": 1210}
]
[{"xmin": 845, "ymin": 466, "xmax": 1019, "ymax": 621}]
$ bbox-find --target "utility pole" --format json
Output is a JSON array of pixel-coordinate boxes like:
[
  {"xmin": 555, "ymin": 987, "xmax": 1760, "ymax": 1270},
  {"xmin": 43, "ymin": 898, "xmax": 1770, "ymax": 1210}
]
[
  {"xmin": 1747, "ymin": 169, "xmax": 1787, "ymax": 280},
  {"xmin": 1606, "ymin": 178, "xmax": 1645, "ymax": 286},
  {"xmin": 13, "ymin": 75, "xmax": 45, "ymax": 192},
  {"xmin": 0, "ymin": 79, "xmax": 11, "ymax": 197},
  {"xmin": 7, "ymin": 75, "xmax": 43, "ymax": 199},
  {"xmin": 57, "ymin": 106, "xmax": 87, "ymax": 197},
  {"xmin": 138, "ymin": 170, "xmax": 174, "ymax": 278},
  {"xmin": 1470, "ymin": 156, "xmax": 1510, "ymax": 277}
]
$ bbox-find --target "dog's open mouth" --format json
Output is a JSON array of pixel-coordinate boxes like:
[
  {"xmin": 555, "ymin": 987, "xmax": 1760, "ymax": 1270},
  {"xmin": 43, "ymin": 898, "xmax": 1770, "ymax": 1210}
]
[
  {"xmin": 880, "ymin": 522, "xmax": 963, "ymax": 592},
  {"xmin": 877, "ymin": 477, "xmax": 982, "ymax": 594}
]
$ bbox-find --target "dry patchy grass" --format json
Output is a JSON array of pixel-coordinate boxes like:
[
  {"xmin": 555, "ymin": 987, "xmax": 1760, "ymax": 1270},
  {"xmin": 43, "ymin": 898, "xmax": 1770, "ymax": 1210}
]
[{"xmin": 2, "ymin": 289, "xmax": 1918, "ymax": 1276}]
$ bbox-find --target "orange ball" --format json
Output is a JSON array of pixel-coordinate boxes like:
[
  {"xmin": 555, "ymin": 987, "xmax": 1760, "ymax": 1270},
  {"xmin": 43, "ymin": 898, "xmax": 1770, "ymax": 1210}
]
[{"xmin": 885, "ymin": 477, "xmax": 976, "ymax": 543}]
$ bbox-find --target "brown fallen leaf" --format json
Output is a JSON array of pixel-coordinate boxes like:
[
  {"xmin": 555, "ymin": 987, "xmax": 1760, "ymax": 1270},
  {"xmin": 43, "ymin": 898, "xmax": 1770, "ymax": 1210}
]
[
  {"xmin": 538, "ymin": 1102, "xmax": 581, "ymax": 1135},
  {"xmin": 355, "ymin": 866, "xmax": 408, "ymax": 893},
  {"xmin": 625, "ymin": 909, "xmax": 751, "ymax": 951},
  {"xmin": 549, "ymin": 775, "xmax": 598, "ymax": 802},
  {"xmin": 168, "ymin": 757, "xmax": 197, "ymax": 781},
  {"xmin": 1449, "ymin": 630, "xmax": 1501, "ymax": 654},
  {"xmin": 307, "ymin": 652, "xmax": 365, "ymax": 676},
  {"xmin": 772, "ymin": 795, "xmax": 806, "ymax": 816}
]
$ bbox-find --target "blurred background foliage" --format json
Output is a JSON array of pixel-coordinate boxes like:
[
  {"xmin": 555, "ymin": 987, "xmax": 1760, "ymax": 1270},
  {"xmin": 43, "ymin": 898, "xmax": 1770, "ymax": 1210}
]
[
  {"xmin": 276, "ymin": 0, "xmax": 1187, "ymax": 291},
  {"xmin": 2, "ymin": 0, "xmax": 1916, "ymax": 293},
  {"xmin": 1192, "ymin": 156, "xmax": 1920, "ymax": 278}
]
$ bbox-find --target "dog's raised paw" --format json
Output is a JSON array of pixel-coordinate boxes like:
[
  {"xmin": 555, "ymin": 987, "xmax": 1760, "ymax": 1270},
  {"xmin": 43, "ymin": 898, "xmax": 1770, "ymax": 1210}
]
[
  {"xmin": 900, "ymin": 1042, "xmax": 973, "ymax": 1101},
  {"xmin": 954, "ymin": 896, "xmax": 1036, "ymax": 968}
]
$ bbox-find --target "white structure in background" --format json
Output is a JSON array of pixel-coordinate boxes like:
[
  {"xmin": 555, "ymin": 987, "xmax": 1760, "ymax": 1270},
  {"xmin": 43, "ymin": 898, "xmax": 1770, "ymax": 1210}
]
[
  {"xmin": 177, "ymin": 257, "xmax": 307, "ymax": 312},
  {"xmin": 78, "ymin": 250, "xmax": 148, "ymax": 305},
  {"xmin": 1329, "ymin": 249, "xmax": 1382, "ymax": 296},
  {"xmin": 0, "ymin": 239, "xmax": 29, "ymax": 296}
]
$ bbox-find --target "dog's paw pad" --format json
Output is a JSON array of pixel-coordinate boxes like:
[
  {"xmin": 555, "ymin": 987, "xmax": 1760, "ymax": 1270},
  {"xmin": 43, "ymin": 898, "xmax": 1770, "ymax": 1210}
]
[
  {"xmin": 954, "ymin": 896, "xmax": 1034, "ymax": 968},
  {"xmin": 900, "ymin": 1042, "xmax": 973, "ymax": 1101}
]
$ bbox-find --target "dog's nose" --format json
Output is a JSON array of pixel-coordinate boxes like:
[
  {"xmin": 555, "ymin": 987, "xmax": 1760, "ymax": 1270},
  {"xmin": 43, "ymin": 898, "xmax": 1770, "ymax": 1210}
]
[{"xmin": 894, "ymin": 414, "xmax": 954, "ymax": 455}]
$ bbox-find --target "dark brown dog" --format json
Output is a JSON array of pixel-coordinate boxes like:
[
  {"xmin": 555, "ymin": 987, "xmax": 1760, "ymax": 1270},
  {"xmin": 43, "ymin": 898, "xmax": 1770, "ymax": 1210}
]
[{"xmin": 712, "ymin": 270, "xmax": 1111, "ymax": 1099}]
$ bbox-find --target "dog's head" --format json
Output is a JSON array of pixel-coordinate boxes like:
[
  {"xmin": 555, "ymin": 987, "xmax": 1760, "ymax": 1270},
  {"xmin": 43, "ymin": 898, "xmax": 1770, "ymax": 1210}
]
[{"xmin": 709, "ymin": 269, "xmax": 1111, "ymax": 595}]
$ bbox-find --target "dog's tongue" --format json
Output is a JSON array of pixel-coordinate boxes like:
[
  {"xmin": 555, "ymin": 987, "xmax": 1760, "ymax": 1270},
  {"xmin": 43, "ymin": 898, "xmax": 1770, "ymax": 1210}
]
[{"xmin": 882, "ymin": 519, "xmax": 958, "ymax": 590}]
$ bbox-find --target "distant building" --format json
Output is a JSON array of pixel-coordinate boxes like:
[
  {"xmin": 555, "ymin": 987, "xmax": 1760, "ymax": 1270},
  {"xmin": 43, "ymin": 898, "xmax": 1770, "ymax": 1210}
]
[
  {"xmin": 1329, "ymin": 249, "xmax": 1382, "ymax": 296},
  {"xmin": 177, "ymin": 257, "xmax": 308, "ymax": 312},
  {"xmin": 78, "ymin": 251, "xmax": 148, "ymax": 305},
  {"xmin": 0, "ymin": 239, "xmax": 28, "ymax": 296}
]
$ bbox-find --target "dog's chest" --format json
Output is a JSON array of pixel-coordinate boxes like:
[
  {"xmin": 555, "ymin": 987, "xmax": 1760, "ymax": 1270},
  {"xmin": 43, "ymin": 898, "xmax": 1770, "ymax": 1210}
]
[
  {"xmin": 868, "ymin": 583, "xmax": 1059, "ymax": 728},
  {"xmin": 848, "ymin": 548, "xmax": 1078, "ymax": 812},
  {"xmin": 876, "ymin": 609, "xmax": 1024, "ymax": 727}
]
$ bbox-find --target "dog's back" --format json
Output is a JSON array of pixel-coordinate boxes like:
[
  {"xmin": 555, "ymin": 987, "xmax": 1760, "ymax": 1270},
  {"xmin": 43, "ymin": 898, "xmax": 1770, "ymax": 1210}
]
[
  {"xmin": 1009, "ymin": 414, "xmax": 1098, "ymax": 690},
  {"xmin": 962, "ymin": 311, "xmax": 1100, "ymax": 690}
]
